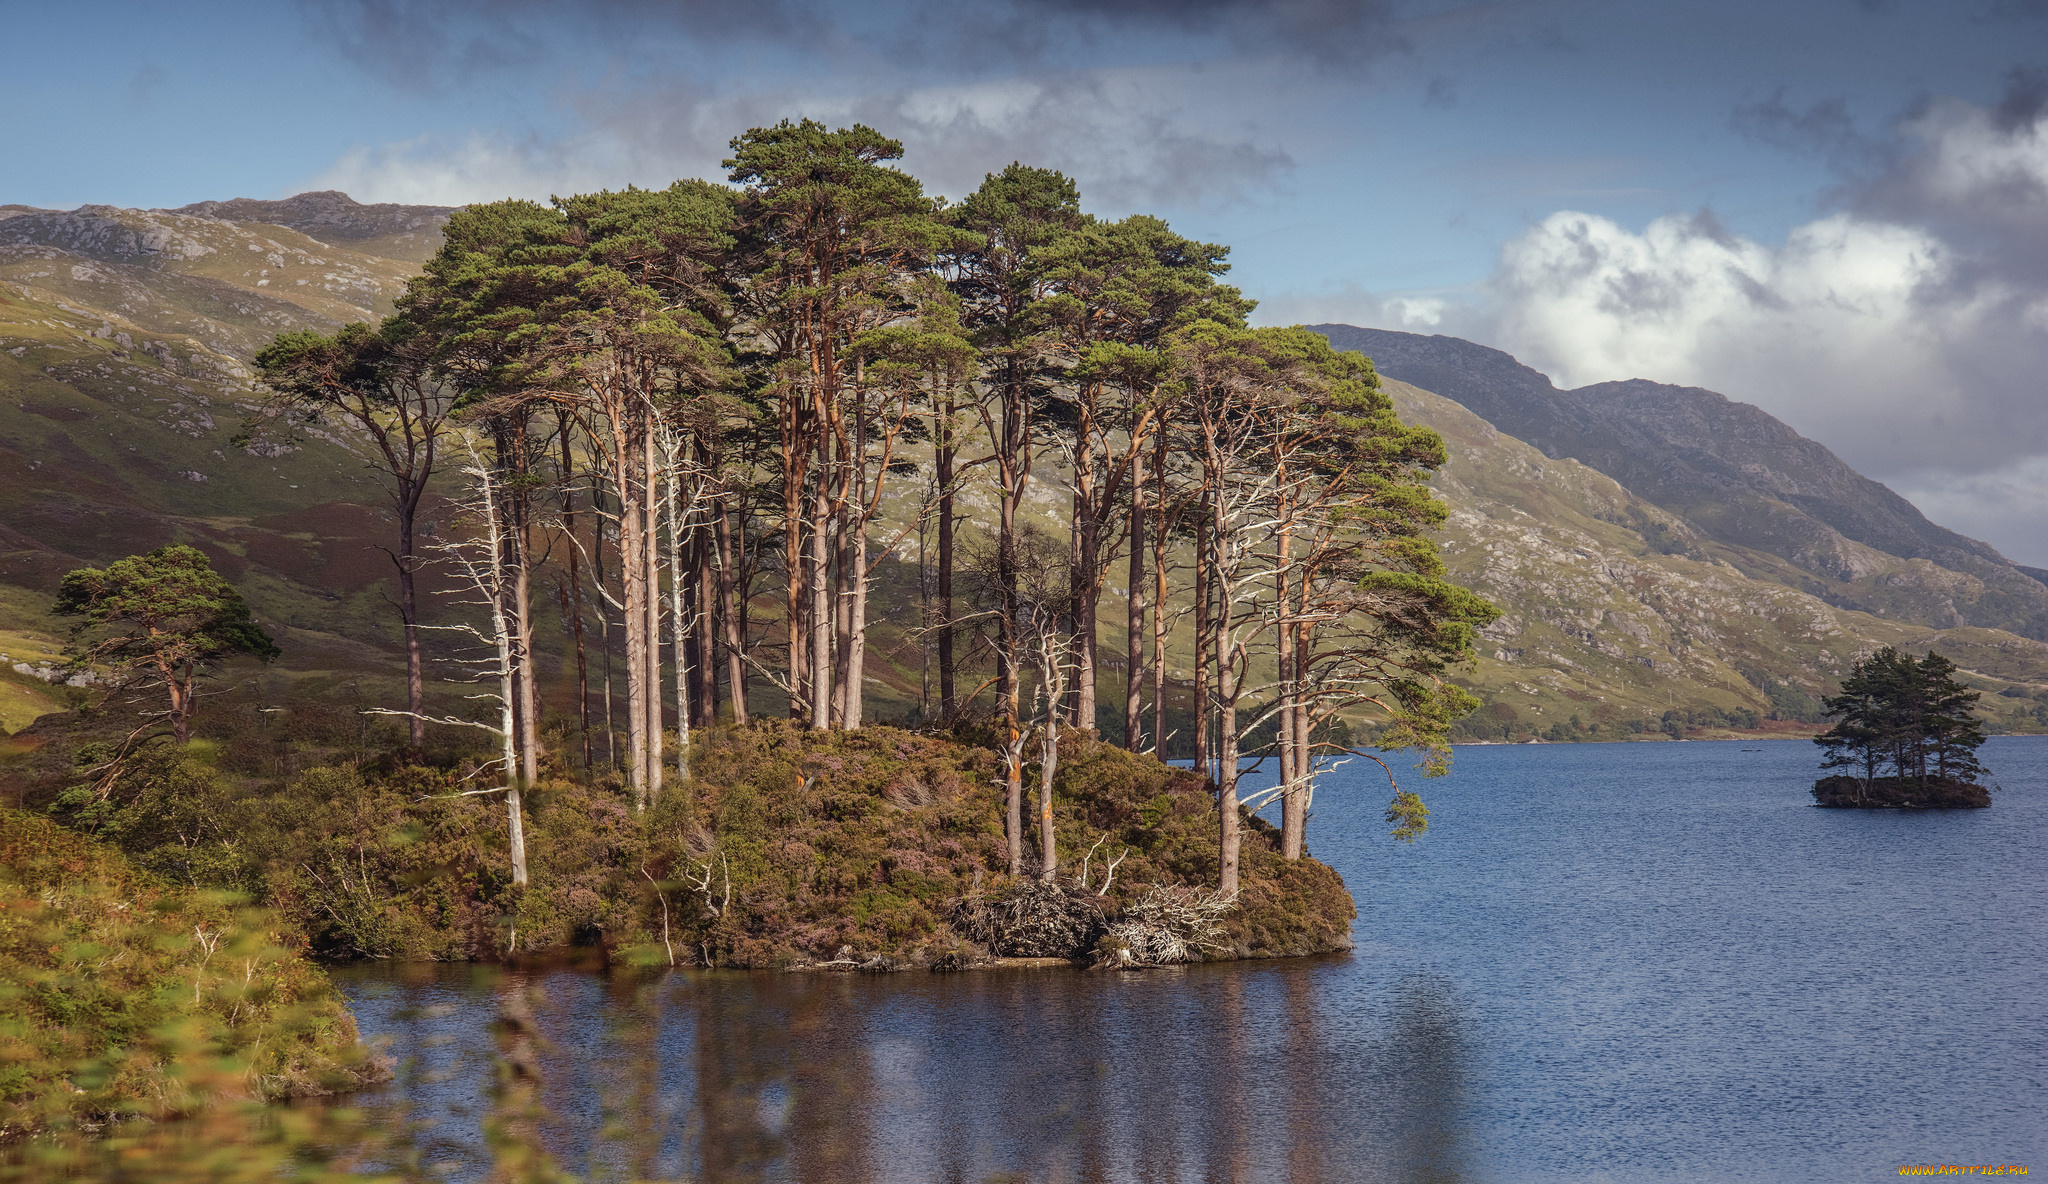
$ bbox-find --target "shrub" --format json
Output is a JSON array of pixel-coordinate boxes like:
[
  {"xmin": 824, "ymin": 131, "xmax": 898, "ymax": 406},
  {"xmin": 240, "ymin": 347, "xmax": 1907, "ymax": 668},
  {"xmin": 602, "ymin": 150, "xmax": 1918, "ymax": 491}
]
[{"xmin": 0, "ymin": 808, "xmax": 379, "ymax": 1143}]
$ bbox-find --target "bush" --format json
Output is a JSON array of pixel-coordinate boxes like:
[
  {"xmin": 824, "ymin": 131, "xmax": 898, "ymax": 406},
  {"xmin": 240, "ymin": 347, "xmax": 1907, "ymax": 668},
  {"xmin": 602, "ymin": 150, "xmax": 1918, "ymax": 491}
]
[
  {"xmin": 15, "ymin": 721, "xmax": 1359, "ymax": 972},
  {"xmin": 0, "ymin": 808, "xmax": 379, "ymax": 1143}
]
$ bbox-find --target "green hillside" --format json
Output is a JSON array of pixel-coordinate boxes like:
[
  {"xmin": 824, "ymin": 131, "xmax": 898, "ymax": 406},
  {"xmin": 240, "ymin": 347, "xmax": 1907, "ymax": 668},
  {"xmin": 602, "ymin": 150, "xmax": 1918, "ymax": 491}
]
[
  {"xmin": 0, "ymin": 196, "xmax": 452, "ymax": 733},
  {"xmin": 1391, "ymin": 379, "xmax": 2048, "ymax": 739},
  {"xmin": 5, "ymin": 192, "xmax": 2047, "ymax": 748}
]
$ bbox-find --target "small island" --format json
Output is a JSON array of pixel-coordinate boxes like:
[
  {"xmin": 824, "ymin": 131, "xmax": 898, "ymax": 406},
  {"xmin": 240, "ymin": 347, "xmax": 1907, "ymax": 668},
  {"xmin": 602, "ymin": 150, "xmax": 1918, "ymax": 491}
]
[{"xmin": 1812, "ymin": 647, "xmax": 1992, "ymax": 809}]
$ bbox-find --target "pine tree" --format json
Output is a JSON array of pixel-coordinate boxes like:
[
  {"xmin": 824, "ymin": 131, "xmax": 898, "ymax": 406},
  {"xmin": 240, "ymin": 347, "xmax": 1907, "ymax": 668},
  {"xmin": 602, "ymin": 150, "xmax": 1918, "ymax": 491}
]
[
  {"xmin": 55, "ymin": 546, "xmax": 280, "ymax": 744},
  {"xmin": 1814, "ymin": 647, "xmax": 1987, "ymax": 806}
]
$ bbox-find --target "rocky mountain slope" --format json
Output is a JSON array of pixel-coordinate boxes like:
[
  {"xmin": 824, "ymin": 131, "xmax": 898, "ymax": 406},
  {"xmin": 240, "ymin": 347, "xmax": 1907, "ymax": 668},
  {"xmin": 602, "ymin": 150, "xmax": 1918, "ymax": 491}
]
[
  {"xmin": 1386, "ymin": 379, "xmax": 2048, "ymax": 740},
  {"xmin": 0, "ymin": 194, "xmax": 451, "ymax": 729},
  {"xmin": 1313, "ymin": 325, "xmax": 2048, "ymax": 642}
]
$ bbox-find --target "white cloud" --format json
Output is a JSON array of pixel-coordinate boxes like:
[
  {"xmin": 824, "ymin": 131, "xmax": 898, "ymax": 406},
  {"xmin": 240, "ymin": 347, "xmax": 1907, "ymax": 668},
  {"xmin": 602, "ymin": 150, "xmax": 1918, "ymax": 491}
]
[
  {"xmin": 1484, "ymin": 210, "xmax": 1978, "ymax": 458},
  {"xmin": 309, "ymin": 132, "xmax": 637, "ymax": 206},
  {"xmin": 1298, "ymin": 84, "xmax": 2048, "ymax": 564},
  {"xmin": 309, "ymin": 61, "xmax": 1297, "ymax": 211}
]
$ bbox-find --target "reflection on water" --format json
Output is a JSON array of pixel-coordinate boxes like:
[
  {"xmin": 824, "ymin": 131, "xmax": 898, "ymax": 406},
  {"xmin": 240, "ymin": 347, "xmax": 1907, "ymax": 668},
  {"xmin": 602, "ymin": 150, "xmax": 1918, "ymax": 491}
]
[
  {"xmin": 337, "ymin": 958, "xmax": 1475, "ymax": 1184},
  {"xmin": 338, "ymin": 737, "xmax": 2048, "ymax": 1183}
]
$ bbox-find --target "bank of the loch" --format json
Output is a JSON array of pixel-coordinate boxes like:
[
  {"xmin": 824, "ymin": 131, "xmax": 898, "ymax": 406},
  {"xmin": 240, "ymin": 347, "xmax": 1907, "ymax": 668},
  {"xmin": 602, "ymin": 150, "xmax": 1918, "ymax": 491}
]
[{"xmin": 1812, "ymin": 774, "xmax": 1992, "ymax": 808}]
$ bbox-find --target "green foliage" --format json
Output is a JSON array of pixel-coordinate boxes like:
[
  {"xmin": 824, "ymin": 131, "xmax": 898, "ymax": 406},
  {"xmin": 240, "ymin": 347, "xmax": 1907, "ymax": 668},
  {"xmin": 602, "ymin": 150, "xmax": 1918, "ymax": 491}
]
[
  {"xmin": 0, "ymin": 807, "xmax": 377, "ymax": 1149},
  {"xmin": 44, "ymin": 722, "xmax": 1357, "ymax": 971},
  {"xmin": 55, "ymin": 546, "xmax": 279, "ymax": 669},
  {"xmin": 1384, "ymin": 790, "xmax": 1430, "ymax": 843},
  {"xmin": 53, "ymin": 546, "xmax": 278, "ymax": 743},
  {"xmin": 1814, "ymin": 647, "xmax": 1988, "ymax": 806}
]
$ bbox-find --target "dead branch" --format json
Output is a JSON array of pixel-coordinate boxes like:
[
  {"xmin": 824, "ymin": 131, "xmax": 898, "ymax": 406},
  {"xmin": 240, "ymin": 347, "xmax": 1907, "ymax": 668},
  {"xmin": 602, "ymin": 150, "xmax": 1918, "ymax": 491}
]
[{"xmin": 1096, "ymin": 885, "xmax": 1238, "ymax": 967}]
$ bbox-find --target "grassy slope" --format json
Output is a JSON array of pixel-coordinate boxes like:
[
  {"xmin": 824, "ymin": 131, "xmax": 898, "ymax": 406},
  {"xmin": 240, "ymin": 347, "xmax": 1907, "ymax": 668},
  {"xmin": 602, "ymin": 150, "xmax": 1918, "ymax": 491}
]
[
  {"xmin": 0, "ymin": 205, "xmax": 441, "ymax": 731},
  {"xmin": 0, "ymin": 806, "xmax": 376, "ymax": 1140},
  {"xmin": 1392, "ymin": 379, "xmax": 2048, "ymax": 739}
]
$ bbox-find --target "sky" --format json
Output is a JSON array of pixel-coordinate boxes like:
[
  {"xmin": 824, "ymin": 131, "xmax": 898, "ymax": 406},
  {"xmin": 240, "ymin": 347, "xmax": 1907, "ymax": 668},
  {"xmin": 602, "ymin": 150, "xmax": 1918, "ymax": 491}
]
[{"xmin": 7, "ymin": 0, "xmax": 2048, "ymax": 562}]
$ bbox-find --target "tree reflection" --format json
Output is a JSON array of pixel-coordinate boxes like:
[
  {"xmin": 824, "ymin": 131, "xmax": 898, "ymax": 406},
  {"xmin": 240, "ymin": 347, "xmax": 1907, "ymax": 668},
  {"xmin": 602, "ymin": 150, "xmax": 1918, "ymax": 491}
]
[
  {"xmin": 1382, "ymin": 973, "xmax": 1470, "ymax": 1184},
  {"xmin": 330, "ymin": 959, "xmax": 1474, "ymax": 1183}
]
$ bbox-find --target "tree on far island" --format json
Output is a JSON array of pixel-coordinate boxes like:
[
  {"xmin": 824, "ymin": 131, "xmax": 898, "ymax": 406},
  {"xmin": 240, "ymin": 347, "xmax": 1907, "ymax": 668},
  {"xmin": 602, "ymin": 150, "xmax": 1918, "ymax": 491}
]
[
  {"xmin": 1814, "ymin": 647, "xmax": 1988, "ymax": 808},
  {"xmin": 55, "ymin": 545, "xmax": 280, "ymax": 745}
]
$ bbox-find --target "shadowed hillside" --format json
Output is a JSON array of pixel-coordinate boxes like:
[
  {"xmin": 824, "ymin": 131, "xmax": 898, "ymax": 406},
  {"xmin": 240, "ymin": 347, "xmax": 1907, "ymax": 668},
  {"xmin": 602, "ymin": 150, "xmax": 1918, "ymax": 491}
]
[{"xmin": 1313, "ymin": 325, "xmax": 2048, "ymax": 642}]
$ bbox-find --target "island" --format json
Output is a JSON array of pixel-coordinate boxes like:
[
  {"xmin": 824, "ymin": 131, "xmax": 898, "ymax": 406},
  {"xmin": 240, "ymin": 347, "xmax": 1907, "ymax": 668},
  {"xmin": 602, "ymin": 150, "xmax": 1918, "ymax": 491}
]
[{"xmin": 1811, "ymin": 647, "xmax": 1992, "ymax": 809}]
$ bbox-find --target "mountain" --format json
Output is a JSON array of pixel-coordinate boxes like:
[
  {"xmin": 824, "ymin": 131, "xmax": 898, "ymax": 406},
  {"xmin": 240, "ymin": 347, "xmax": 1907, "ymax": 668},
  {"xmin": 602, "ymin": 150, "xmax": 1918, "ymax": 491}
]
[
  {"xmin": 171, "ymin": 191, "xmax": 451, "ymax": 263},
  {"xmin": 6, "ymin": 192, "xmax": 2047, "ymax": 742},
  {"xmin": 0, "ymin": 194, "xmax": 452, "ymax": 730},
  {"xmin": 1383, "ymin": 378, "xmax": 2048, "ymax": 740},
  {"xmin": 1311, "ymin": 326, "xmax": 2048, "ymax": 641}
]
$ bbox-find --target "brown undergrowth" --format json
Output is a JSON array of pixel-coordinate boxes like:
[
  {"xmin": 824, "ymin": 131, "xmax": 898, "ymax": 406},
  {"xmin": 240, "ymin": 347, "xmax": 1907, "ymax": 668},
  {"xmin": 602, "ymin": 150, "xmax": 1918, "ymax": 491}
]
[{"xmin": 5, "ymin": 717, "xmax": 1356, "ymax": 970}]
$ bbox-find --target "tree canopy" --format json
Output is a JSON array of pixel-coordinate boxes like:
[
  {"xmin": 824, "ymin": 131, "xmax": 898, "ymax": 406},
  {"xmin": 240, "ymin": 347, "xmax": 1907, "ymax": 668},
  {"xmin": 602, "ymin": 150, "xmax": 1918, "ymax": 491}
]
[
  {"xmin": 226, "ymin": 117, "xmax": 1499, "ymax": 894},
  {"xmin": 1813, "ymin": 646, "xmax": 1988, "ymax": 808},
  {"xmin": 55, "ymin": 545, "xmax": 279, "ymax": 745}
]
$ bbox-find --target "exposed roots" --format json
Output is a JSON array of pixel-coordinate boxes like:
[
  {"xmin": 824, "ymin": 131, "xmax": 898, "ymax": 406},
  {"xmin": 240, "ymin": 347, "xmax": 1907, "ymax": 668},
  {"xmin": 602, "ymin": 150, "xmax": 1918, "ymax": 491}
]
[
  {"xmin": 949, "ymin": 878, "xmax": 1106, "ymax": 959},
  {"xmin": 1094, "ymin": 886, "xmax": 1238, "ymax": 968}
]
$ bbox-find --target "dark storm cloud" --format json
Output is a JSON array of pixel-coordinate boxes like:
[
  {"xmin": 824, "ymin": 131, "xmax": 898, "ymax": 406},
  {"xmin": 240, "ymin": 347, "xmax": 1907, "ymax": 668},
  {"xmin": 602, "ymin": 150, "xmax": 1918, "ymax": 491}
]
[
  {"xmin": 554, "ymin": 65, "xmax": 1297, "ymax": 209},
  {"xmin": 1844, "ymin": 68, "xmax": 2048, "ymax": 276},
  {"xmin": 304, "ymin": 0, "xmax": 1413, "ymax": 90},
  {"xmin": 303, "ymin": 0, "xmax": 1311, "ymax": 209},
  {"xmin": 1992, "ymin": 64, "xmax": 2048, "ymax": 131},
  {"xmin": 299, "ymin": 0, "xmax": 823, "ymax": 89},
  {"xmin": 1004, "ymin": 0, "xmax": 1404, "ymax": 65},
  {"xmin": 1733, "ymin": 68, "xmax": 2048, "ymax": 278},
  {"xmin": 1731, "ymin": 89, "xmax": 1878, "ymax": 170}
]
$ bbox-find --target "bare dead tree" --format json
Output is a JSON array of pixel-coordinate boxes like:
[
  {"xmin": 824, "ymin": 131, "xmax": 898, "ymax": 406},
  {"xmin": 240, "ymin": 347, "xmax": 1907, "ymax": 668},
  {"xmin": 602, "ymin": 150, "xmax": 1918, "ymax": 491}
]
[{"xmin": 364, "ymin": 441, "xmax": 529, "ymax": 885}]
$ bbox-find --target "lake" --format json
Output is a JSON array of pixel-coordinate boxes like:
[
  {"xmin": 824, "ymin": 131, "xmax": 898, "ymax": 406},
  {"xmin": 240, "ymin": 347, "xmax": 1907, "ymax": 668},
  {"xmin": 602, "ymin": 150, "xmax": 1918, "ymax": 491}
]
[{"xmin": 334, "ymin": 737, "xmax": 2047, "ymax": 1182}]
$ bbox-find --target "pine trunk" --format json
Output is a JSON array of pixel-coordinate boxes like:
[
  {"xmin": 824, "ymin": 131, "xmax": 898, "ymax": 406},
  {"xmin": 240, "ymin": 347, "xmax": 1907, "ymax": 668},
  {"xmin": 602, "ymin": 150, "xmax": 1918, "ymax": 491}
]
[
  {"xmin": 642, "ymin": 426, "xmax": 665, "ymax": 802},
  {"xmin": 396, "ymin": 487, "xmax": 426, "ymax": 750},
  {"xmin": 936, "ymin": 387, "xmax": 956, "ymax": 721},
  {"xmin": 810, "ymin": 479, "xmax": 832, "ymax": 729},
  {"xmin": 1151, "ymin": 435, "xmax": 1169, "ymax": 758},
  {"xmin": 716, "ymin": 491, "xmax": 749, "ymax": 724},
  {"xmin": 1124, "ymin": 447, "xmax": 1145, "ymax": 751}
]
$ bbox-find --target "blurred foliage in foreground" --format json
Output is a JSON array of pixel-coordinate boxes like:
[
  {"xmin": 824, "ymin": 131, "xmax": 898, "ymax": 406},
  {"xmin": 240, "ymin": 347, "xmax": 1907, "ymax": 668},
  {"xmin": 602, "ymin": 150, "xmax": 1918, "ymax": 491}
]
[{"xmin": 0, "ymin": 805, "xmax": 386, "ymax": 1178}]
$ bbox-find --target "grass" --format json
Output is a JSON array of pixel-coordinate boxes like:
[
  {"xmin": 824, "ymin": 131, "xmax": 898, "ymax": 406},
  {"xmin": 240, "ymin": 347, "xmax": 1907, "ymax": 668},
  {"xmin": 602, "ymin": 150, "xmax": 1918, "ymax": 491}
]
[{"xmin": 0, "ymin": 807, "xmax": 380, "ymax": 1143}]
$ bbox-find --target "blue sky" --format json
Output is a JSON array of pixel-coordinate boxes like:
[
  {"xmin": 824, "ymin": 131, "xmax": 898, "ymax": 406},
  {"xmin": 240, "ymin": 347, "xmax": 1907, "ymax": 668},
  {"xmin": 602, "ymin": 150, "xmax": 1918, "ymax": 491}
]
[{"xmin": 8, "ymin": 0, "xmax": 2048, "ymax": 561}]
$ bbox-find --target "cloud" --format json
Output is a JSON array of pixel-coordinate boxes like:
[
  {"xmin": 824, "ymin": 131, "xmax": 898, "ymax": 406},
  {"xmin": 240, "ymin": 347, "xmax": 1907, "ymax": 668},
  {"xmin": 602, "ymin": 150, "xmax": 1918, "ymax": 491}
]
[
  {"xmin": 1297, "ymin": 78, "xmax": 2048, "ymax": 561},
  {"xmin": 1847, "ymin": 73, "xmax": 2048, "ymax": 272},
  {"xmin": 1002, "ymin": 0, "xmax": 1404, "ymax": 66},
  {"xmin": 311, "ymin": 132, "xmax": 629, "ymax": 206},
  {"xmin": 123, "ymin": 64, "xmax": 167, "ymax": 110},
  {"xmin": 298, "ymin": 0, "xmax": 820, "ymax": 91},
  {"xmin": 300, "ymin": 0, "xmax": 1408, "ymax": 96},
  {"xmin": 312, "ymin": 61, "xmax": 1296, "ymax": 211},
  {"xmin": 1475, "ymin": 207, "xmax": 2048, "ymax": 484},
  {"xmin": 1731, "ymin": 89, "xmax": 1877, "ymax": 171}
]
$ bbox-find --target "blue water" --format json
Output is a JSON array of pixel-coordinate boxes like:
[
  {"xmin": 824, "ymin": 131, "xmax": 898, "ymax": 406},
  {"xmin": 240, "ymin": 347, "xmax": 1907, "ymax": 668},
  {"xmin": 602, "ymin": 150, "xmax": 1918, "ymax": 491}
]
[{"xmin": 336, "ymin": 738, "xmax": 2048, "ymax": 1182}]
